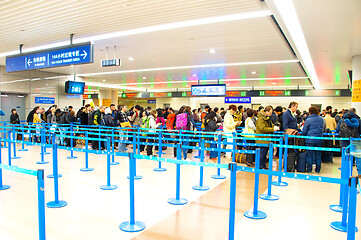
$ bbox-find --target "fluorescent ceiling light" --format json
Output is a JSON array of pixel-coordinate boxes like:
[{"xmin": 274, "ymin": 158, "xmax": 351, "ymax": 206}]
[
  {"xmin": 85, "ymin": 82, "xmax": 146, "ymax": 92},
  {"xmin": 0, "ymin": 10, "xmax": 271, "ymax": 58},
  {"xmin": 79, "ymin": 60, "xmax": 299, "ymax": 77},
  {"xmin": 271, "ymin": 0, "xmax": 320, "ymax": 89},
  {"xmin": 209, "ymin": 48, "xmax": 216, "ymax": 54},
  {"xmin": 128, "ymin": 57, "xmax": 134, "ymax": 61}
]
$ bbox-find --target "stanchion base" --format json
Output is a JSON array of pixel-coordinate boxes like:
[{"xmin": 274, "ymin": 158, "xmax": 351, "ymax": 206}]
[
  {"xmin": 330, "ymin": 221, "xmax": 358, "ymax": 232},
  {"xmin": 0, "ymin": 185, "xmax": 10, "ymax": 190},
  {"xmin": 11, "ymin": 156, "xmax": 21, "ymax": 159},
  {"xmin": 153, "ymin": 168, "xmax": 167, "ymax": 172},
  {"xmin": 244, "ymin": 210, "xmax": 267, "ymax": 219},
  {"xmin": 100, "ymin": 185, "xmax": 117, "ymax": 190},
  {"xmin": 211, "ymin": 174, "xmax": 226, "ymax": 179},
  {"xmin": 260, "ymin": 194, "xmax": 279, "ymax": 201},
  {"xmin": 80, "ymin": 168, "xmax": 94, "ymax": 172},
  {"xmin": 67, "ymin": 156, "xmax": 78, "ymax": 159},
  {"xmin": 43, "ymin": 152, "xmax": 50, "ymax": 155},
  {"xmin": 47, "ymin": 174, "xmax": 62, "ymax": 179},
  {"xmin": 272, "ymin": 181, "xmax": 288, "ymax": 187},
  {"xmin": 110, "ymin": 162, "xmax": 119, "ymax": 165},
  {"xmin": 168, "ymin": 198, "xmax": 188, "ymax": 205},
  {"xmin": 194, "ymin": 156, "xmax": 200, "ymax": 159},
  {"xmin": 18, "ymin": 149, "xmax": 28, "ymax": 152},
  {"xmin": 46, "ymin": 200, "xmax": 68, "ymax": 208},
  {"xmin": 119, "ymin": 221, "xmax": 146, "ymax": 232},
  {"xmin": 192, "ymin": 185, "xmax": 210, "ymax": 191},
  {"xmin": 329, "ymin": 205, "xmax": 343, "ymax": 213},
  {"xmin": 127, "ymin": 175, "xmax": 142, "ymax": 180},
  {"xmin": 36, "ymin": 161, "xmax": 49, "ymax": 164}
]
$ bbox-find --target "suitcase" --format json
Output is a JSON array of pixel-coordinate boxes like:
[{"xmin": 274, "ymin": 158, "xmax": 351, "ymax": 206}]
[
  {"xmin": 321, "ymin": 151, "xmax": 333, "ymax": 163},
  {"xmin": 286, "ymin": 150, "xmax": 296, "ymax": 172},
  {"xmin": 296, "ymin": 151, "xmax": 307, "ymax": 172},
  {"xmin": 235, "ymin": 153, "xmax": 247, "ymax": 164},
  {"xmin": 65, "ymin": 138, "xmax": 77, "ymax": 147}
]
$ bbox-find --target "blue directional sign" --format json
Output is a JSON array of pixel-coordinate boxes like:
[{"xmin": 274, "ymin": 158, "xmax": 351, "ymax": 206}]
[
  {"xmin": 225, "ymin": 97, "xmax": 251, "ymax": 104},
  {"xmin": 191, "ymin": 84, "xmax": 226, "ymax": 96},
  {"xmin": 6, "ymin": 42, "xmax": 93, "ymax": 72},
  {"xmin": 35, "ymin": 97, "xmax": 55, "ymax": 104},
  {"xmin": 147, "ymin": 100, "xmax": 156, "ymax": 104}
]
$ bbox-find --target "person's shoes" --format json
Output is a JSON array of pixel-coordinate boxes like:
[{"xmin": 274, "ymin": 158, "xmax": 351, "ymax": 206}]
[
  {"xmin": 358, "ymin": 175, "xmax": 361, "ymax": 179},
  {"xmin": 246, "ymin": 162, "xmax": 255, "ymax": 167},
  {"xmin": 262, "ymin": 166, "xmax": 269, "ymax": 170}
]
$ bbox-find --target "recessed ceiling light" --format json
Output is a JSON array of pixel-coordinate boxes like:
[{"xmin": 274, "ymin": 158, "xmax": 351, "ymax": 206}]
[
  {"xmin": 273, "ymin": 82, "xmax": 276, "ymax": 85},
  {"xmin": 209, "ymin": 48, "xmax": 216, "ymax": 54},
  {"xmin": 128, "ymin": 57, "xmax": 134, "ymax": 61},
  {"xmin": 142, "ymin": 77, "xmax": 146, "ymax": 79},
  {"xmin": 252, "ymin": 71, "xmax": 256, "ymax": 74},
  {"xmin": 102, "ymin": 79, "xmax": 106, "ymax": 82},
  {"xmin": 192, "ymin": 74, "xmax": 197, "ymax": 77}
]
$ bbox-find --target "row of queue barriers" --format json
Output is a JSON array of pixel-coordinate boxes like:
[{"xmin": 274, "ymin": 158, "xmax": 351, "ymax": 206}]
[{"xmin": 0, "ymin": 122, "xmax": 359, "ymax": 240}]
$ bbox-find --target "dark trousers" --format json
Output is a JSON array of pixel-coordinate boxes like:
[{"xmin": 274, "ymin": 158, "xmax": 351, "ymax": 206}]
[
  {"xmin": 246, "ymin": 139, "xmax": 255, "ymax": 164},
  {"xmin": 139, "ymin": 136, "xmax": 146, "ymax": 152},
  {"xmin": 147, "ymin": 135, "xmax": 155, "ymax": 156},
  {"xmin": 259, "ymin": 147, "xmax": 269, "ymax": 169}
]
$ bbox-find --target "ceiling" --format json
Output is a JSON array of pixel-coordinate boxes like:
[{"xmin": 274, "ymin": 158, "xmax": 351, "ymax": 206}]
[{"xmin": 0, "ymin": 0, "xmax": 359, "ymax": 93}]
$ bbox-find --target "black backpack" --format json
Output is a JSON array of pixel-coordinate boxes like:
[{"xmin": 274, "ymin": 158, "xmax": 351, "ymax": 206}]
[
  {"xmin": 59, "ymin": 111, "xmax": 70, "ymax": 124},
  {"xmin": 339, "ymin": 121, "xmax": 357, "ymax": 138}
]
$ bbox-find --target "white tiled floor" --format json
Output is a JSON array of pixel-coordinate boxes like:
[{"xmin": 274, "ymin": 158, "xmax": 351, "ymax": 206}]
[{"xmin": 0, "ymin": 144, "xmax": 228, "ymax": 240}]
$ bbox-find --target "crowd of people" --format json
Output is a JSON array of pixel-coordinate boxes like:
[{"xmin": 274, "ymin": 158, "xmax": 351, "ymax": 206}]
[{"xmin": 9, "ymin": 101, "xmax": 361, "ymax": 178}]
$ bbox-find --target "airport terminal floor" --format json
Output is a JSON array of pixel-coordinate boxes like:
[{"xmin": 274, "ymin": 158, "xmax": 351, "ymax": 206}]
[
  {"xmin": 1, "ymin": 0, "xmax": 361, "ymax": 240},
  {"xmin": 0, "ymin": 142, "xmax": 359, "ymax": 240}
]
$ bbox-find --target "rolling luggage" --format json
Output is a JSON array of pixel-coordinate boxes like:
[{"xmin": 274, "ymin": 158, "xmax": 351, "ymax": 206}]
[
  {"xmin": 286, "ymin": 150, "xmax": 296, "ymax": 172},
  {"xmin": 65, "ymin": 137, "xmax": 77, "ymax": 147},
  {"xmin": 296, "ymin": 151, "xmax": 307, "ymax": 172},
  {"xmin": 321, "ymin": 151, "xmax": 333, "ymax": 163},
  {"xmin": 235, "ymin": 153, "xmax": 246, "ymax": 164}
]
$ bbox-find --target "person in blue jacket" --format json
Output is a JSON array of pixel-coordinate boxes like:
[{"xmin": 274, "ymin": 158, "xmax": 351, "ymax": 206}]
[
  {"xmin": 302, "ymin": 106, "xmax": 324, "ymax": 174},
  {"xmin": 283, "ymin": 101, "xmax": 298, "ymax": 131}
]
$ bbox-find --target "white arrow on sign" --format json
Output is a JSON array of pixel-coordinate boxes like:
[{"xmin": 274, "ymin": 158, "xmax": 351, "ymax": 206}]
[
  {"xmin": 27, "ymin": 59, "xmax": 32, "ymax": 67},
  {"xmin": 80, "ymin": 50, "xmax": 87, "ymax": 59}
]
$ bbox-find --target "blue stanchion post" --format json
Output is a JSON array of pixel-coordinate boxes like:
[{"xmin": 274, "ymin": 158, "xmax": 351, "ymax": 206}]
[
  {"xmin": 347, "ymin": 177, "xmax": 359, "ymax": 240},
  {"xmin": 228, "ymin": 162, "xmax": 237, "ymax": 240},
  {"xmin": 260, "ymin": 143, "xmax": 279, "ymax": 201},
  {"xmin": 194, "ymin": 130, "xmax": 201, "ymax": 159},
  {"xmin": 81, "ymin": 132, "xmax": 94, "ymax": 172},
  {"xmin": 19, "ymin": 124, "xmax": 28, "ymax": 151},
  {"xmin": 43, "ymin": 125, "xmax": 50, "ymax": 155},
  {"xmin": 110, "ymin": 128, "xmax": 119, "ymax": 165},
  {"xmin": 4, "ymin": 123, "xmax": 8, "ymax": 148},
  {"xmin": 212, "ymin": 133, "xmax": 226, "ymax": 179},
  {"xmin": 47, "ymin": 133, "xmax": 62, "ymax": 179},
  {"xmin": 127, "ymin": 130, "xmax": 142, "ymax": 180},
  {"xmin": 232, "ymin": 132, "xmax": 236, "ymax": 163},
  {"xmin": 244, "ymin": 149, "xmax": 267, "ymax": 219},
  {"xmin": 168, "ymin": 144, "xmax": 188, "ymax": 205},
  {"xmin": 97, "ymin": 125, "xmax": 101, "ymax": 154},
  {"xmin": 193, "ymin": 139, "xmax": 210, "ymax": 191},
  {"xmin": 37, "ymin": 128, "xmax": 49, "ymax": 164},
  {"xmin": 67, "ymin": 122, "xmax": 77, "ymax": 159},
  {"xmin": 100, "ymin": 138, "xmax": 118, "ymax": 190},
  {"xmin": 154, "ymin": 131, "xmax": 166, "ymax": 172},
  {"xmin": 46, "ymin": 144, "xmax": 67, "ymax": 208},
  {"xmin": 272, "ymin": 137, "xmax": 288, "ymax": 187},
  {"xmin": 37, "ymin": 170, "xmax": 46, "ymax": 240},
  {"xmin": 330, "ymin": 148, "xmax": 347, "ymax": 212},
  {"xmin": 11, "ymin": 127, "xmax": 21, "ymax": 159},
  {"xmin": 7, "ymin": 131, "xmax": 12, "ymax": 166},
  {"xmin": 119, "ymin": 153, "xmax": 146, "ymax": 232},
  {"xmin": 0, "ymin": 139, "xmax": 10, "ymax": 190}
]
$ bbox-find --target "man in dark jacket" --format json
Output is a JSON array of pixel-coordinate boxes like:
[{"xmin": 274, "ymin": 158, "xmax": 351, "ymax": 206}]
[
  {"xmin": 282, "ymin": 101, "xmax": 298, "ymax": 131},
  {"xmin": 92, "ymin": 106, "xmax": 105, "ymax": 150},
  {"xmin": 336, "ymin": 109, "xmax": 361, "ymax": 148}
]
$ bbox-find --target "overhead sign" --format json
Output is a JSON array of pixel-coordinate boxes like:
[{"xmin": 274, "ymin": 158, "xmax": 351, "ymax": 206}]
[
  {"xmin": 6, "ymin": 42, "xmax": 93, "ymax": 72},
  {"xmin": 225, "ymin": 97, "xmax": 251, "ymax": 104},
  {"xmin": 101, "ymin": 59, "xmax": 121, "ymax": 67},
  {"xmin": 65, "ymin": 81, "xmax": 85, "ymax": 94},
  {"xmin": 102, "ymin": 99, "xmax": 111, "ymax": 107},
  {"xmin": 147, "ymin": 100, "xmax": 156, "ymax": 104},
  {"xmin": 35, "ymin": 97, "xmax": 55, "ymax": 104},
  {"xmin": 83, "ymin": 94, "xmax": 99, "ymax": 99},
  {"xmin": 191, "ymin": 84, "xmax": 226, "ymax": 96}
]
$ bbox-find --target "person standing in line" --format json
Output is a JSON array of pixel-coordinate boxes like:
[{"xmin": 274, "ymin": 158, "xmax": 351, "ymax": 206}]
[
  {"xmin": 303, "ymin": 106, "xmax": 324, "ymax": 174},
  {"xmin": 204, "ymin": 111, "xmax": 220, "ymax": 162},
  {"xmin": 115, "ymin": 105, "xmax": 130, "ymax": 153},
  {"xmin": 223, "ymin": 105, "xmax": 239, "ymax": 160},
  {"xmin": 92, "ymin": 106, "xmax": 105, "ymax": 150},
  {"xmin": 192, "ymin": 109, "xmax": 200, "ymax": 123},
  {"xmin": 10, "ymin": 109, "xmax": 20, "ymax": 125},
  {"xmin": 244, "ymin": 109, "xmax": 256, "ymax": 166},
  {"xmin": 147, "ymin": 110, "xmax": 161, "ymax": 156},
  {"xmin": 324, "ymin": 111, "xmax": 337, "ymax": 131},
  {"xmin": 130, "ymin": 105, "xmax": 141, "ymax": 126},
  {"xmin": 256, "ymin": 106, "xmax": 278, "ymax": 169},
  {"xmin": 283, "ymin": 101, "xmax": 299, "ymax": 131},
  {"xmin": 47, "ymin": 107, "xmax": 56, "ymax": 124}
]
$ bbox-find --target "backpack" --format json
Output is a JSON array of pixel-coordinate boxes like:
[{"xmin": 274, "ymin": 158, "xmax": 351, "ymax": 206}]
[
  {"xmin": 88, "ymin": 111, "xmax": 95, "ymax": 125},
  {"xmin": 176, "ymin": 113, "xmax": 189, "ymax": 130},
  {"xmin": 59, "ymin": 111, "xmax": 69, "ymax": 124},
  {"xmin": 339, "ymin": 121, "xmax": 357, "ymax": 138},
  {"xmin": 141, "ymin": 116, "xmax": 150, "ymax": 128}
]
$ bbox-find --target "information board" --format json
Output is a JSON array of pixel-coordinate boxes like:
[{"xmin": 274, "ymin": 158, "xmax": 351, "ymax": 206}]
[
  {"xmin": 6, "ymin": 42, "xmax": 93, "ymax": 72},
  {"xmin": 35, "ymin": 97, "xmax": 55, "ymax": 104},
  {"xmin": 225, "ymin": 97, "xmax": 251, "ymax": 104},
  {"xmin": 147, "ymin": 100, "xmax": 156, "ymax": 104},
  {"xmin": 191, "ymin": 84, "xmax": 226, "ymax": 96}
]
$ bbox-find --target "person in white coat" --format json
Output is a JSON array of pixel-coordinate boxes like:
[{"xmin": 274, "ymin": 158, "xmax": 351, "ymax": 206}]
[
  {"xmin": 223, "ymin": 105, "xmax": 240, "ymax": 159},
  {"xmin": 147, "ymin": 110, "xmax": 161, "ymax": 156}
]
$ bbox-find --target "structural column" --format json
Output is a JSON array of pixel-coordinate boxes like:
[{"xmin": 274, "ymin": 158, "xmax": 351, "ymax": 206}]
[
  {"xmin": 351, "ymin": 55, "xmax": 361, "ymax": 114},
  {"xmin": 99, "ymin": 90, "xmax": 117, "ymax": 107}
]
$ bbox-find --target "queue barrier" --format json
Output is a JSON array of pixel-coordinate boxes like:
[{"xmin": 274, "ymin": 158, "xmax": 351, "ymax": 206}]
[{"xmin": 0, "ymin": 124, "xmax": 358, "ymax": 240}]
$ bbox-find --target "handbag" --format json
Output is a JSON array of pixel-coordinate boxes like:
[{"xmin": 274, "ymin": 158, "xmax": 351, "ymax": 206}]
[{"xmin": 121, "ymin": 121, "xmax": 131, "ymax": 128}]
